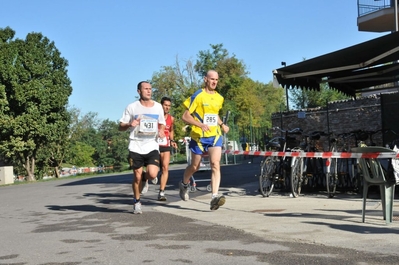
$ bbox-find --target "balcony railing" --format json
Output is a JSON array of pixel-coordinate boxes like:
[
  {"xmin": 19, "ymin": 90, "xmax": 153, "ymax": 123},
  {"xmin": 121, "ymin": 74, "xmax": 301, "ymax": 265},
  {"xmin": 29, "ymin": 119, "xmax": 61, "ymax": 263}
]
[{"xmin": 358, "ymin": 0, "xmax": 394, "ymax": 17}]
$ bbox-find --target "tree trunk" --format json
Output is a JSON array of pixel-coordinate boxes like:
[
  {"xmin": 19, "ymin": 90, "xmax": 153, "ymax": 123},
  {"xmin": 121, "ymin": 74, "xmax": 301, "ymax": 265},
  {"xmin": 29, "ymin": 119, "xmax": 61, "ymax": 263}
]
[
  {"xmin": 25, "ymin": 156, "xmax": 36, "ymax": 182},
  {"xmin": 54, "ymin": 166, "xmax": 60, "ymax": 178}
]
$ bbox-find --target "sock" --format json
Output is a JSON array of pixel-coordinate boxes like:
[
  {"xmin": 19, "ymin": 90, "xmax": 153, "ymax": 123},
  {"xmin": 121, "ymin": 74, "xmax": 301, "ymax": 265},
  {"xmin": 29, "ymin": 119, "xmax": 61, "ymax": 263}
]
[
  {"xmin": 182, "ymin": 181, "xmax": 188, "ymax": 187},
  {"xmin": 212, "ymin": 193, "xmax": 218, "ymax": 199},
  {"xmin": 133, "ymin": 198, "xmax": 140, "ymax": 204}
]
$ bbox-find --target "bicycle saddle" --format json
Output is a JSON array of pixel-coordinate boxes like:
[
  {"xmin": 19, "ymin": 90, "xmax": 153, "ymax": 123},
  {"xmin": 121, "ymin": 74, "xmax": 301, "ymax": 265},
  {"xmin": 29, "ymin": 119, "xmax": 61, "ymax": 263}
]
[
  {"xmin": 306, "ymin": 131, "xmax": 324, "ymax": 140},
  {"xmin": 267, "ymin": 137, "xmax": 284, "ymax": 150}
]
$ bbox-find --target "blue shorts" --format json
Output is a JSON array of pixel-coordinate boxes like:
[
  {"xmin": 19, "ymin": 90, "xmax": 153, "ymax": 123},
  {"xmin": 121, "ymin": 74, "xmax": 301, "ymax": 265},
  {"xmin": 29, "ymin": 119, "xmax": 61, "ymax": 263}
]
[{"xmin": 189, "ymin": 136, "xmax": 223, "ymax": 155}]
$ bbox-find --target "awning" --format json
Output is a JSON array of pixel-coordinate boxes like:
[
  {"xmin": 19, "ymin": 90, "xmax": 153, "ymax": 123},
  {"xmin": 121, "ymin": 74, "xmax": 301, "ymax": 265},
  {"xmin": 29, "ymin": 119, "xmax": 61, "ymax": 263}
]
[{"xmin": 273, "ymin": 31, "xmax": 399, "ymax": 97}]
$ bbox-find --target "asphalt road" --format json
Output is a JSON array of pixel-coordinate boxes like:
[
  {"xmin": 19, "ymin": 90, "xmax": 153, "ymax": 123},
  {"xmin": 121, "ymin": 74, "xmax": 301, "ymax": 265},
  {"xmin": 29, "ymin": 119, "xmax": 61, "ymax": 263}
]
[{"xmin": 0, "ymin": 156, "xmax": 398, "ymax": 264}]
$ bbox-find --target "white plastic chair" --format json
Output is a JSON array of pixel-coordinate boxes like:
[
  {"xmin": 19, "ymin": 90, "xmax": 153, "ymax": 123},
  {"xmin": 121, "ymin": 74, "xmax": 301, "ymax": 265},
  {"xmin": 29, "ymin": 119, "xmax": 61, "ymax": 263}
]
[{"xmin": 352, "ymin": 146, "xmax": 396, "ymax": 224}]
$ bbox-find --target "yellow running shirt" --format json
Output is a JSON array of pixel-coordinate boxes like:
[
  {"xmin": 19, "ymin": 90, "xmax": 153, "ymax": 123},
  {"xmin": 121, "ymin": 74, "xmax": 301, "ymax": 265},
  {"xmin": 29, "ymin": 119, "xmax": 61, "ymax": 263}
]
[{"xmin": 183, "ymin": 88, "xmax": 224, "ymax": 141}]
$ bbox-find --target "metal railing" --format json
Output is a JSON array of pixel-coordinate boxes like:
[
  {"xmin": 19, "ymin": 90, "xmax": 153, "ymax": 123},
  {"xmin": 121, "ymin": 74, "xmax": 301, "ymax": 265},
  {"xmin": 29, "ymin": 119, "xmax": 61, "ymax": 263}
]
[{"xmin": 358, "ymin": 0, "xmax": 394, "ymax": 17}]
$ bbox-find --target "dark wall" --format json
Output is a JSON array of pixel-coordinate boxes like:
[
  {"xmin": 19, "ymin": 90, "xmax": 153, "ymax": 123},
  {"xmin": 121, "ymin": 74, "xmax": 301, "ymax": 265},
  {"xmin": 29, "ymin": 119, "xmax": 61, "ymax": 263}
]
[
  {"xmin": 271, "ymin": 94, "xmax": 393, "ymax": 151},
  {"xmin": 381, "ymin": 93, "xmax": 399, "ymax": 146}
]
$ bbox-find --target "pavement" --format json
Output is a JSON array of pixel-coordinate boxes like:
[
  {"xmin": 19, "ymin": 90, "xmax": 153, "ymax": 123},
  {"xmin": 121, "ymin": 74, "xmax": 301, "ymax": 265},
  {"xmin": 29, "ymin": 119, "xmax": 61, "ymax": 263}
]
[
  {"xmin": 1, "ymin": 157, "xmax": 399, "ymax": 264},
  {"xmin": 157, "ymin": 178, "xmax": 399, "ymax": 256}
]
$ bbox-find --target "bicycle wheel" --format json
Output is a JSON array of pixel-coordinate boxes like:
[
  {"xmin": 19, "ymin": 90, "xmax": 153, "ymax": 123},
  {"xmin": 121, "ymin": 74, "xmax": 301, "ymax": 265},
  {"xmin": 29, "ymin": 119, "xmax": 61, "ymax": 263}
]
[
  {"xmin": 259, "ymin": 157, "xmax": 276, "ymax": 197},
  {"xmin": 352, "ymin": 159, "xmax": 363, "ymax": 194},
  {"xmin": 290, "ymin": 157, "xmax": 302, "ymax": 198},
  {"xmin": 326, "ymin": 157, "xmax": 337, "ymax": 198},
  {"xmin": 283, "ymin": 157, "xmax": 292, "ymax": 191}
]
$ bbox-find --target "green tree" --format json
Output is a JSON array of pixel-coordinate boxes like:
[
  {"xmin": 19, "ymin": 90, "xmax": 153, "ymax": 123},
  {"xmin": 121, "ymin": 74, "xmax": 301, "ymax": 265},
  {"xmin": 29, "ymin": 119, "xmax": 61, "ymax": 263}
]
[
  {"xmin": 290, "ymin": 82, "xmax": 350, "ymax": 109},
  {"xmin": 66, "ymin": 109, "xmax": 129, "ymax": 169},
  {"xmin": 287, "ymin": 58, "xmax": 350, "ymax": 109},
  {"xmin": 195, "ymin": 44, "xmax": 230, "ymax": 77},
  {"xmin": 97, "ymin": 119, "xmax": 129, "ymax": 168},
  {"xmin": 150, "ymin": 57, "xmax": 201, "ymax": 145},
  {"xmin": 0, "ymin": 27, "xmax": 15, "ymax": 167},
  {"xmin": 195, "ymin": 44, "xmax": 279, "ymax": 142},
  {"xmin": 152, "ymin": 56, "xmax": 201, "ymax": 100},
  {"xmin": 0, "ymin": 27, "xmax": 72, "ymax": 181},
  {"xmin": 66, "ymin": 109, "xmax": 103, "ymax": 166},
  {"xmin": 195, "ymin": 44, "xmax": 248, "ymax": 98},
  {"xmin": 35, "ymin": 110, "xmax": 71, "ymax": 178},
  {"xmin": 68, "ymin": 108, "xmax": 100, "ymax": 142},
  {"xmin": 68, "ymin": 141, "xmax": 95, "ymax": 167},
  {"xmin": 150, "ymin": 44, "xmax": 285, "ymax": 146},
  {"xmin": 195, "ymin": 44, "xmax": 247, "ymax": 133}
]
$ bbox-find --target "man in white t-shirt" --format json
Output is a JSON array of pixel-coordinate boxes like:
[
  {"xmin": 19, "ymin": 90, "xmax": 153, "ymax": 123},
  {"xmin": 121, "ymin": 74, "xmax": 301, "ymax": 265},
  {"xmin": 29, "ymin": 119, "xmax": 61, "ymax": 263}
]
[{"xmin": 119, "ymin": 81, "xmax": 166, "ymax": 214}]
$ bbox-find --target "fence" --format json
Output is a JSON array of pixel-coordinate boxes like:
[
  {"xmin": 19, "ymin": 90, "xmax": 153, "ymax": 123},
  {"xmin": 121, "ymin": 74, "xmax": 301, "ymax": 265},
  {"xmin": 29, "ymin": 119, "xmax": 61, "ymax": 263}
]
[{"xmin": 358, "ymin": 0, "xmax": 394, "ymax": 17}]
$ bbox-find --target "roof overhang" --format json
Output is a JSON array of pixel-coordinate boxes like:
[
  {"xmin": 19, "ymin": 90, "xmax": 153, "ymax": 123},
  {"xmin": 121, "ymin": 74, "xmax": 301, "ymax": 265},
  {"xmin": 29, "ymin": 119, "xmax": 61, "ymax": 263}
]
[{"xmin": 273, "ymin": 31, "xmax": 399, "ymax": 97}]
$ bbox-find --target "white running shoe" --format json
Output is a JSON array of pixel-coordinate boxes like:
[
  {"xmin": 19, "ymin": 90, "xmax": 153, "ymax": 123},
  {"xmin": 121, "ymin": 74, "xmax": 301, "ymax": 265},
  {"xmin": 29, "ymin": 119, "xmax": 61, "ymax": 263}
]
[
  {"xmin": 133, "ymin": 202, "xmax": 142, "ymax": 214},
  {"xmin": 141, "ymin": 180, "xmax": 149, "ymax": 194}
]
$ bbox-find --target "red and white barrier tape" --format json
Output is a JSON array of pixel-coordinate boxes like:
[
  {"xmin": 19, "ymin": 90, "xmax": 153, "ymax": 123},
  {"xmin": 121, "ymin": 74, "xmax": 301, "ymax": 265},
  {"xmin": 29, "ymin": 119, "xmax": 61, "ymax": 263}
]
[{"xmin": 223, "ymin": 150, "xmax": 399, "ymax": 159}]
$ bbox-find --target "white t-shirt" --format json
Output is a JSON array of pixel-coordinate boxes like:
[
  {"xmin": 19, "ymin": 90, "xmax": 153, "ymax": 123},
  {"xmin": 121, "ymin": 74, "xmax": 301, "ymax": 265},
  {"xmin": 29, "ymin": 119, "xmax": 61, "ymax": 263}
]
[{"xmin": 120, "ymin": 100, "xmax": 166, "ymax": 154}]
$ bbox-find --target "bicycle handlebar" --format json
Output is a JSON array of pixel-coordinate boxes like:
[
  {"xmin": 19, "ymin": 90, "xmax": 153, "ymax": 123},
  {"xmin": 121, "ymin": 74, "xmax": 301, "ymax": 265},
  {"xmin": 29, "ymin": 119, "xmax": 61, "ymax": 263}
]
[{"xmin": 272, "ymin": 127, "xmax": 303, "ymax": 135}]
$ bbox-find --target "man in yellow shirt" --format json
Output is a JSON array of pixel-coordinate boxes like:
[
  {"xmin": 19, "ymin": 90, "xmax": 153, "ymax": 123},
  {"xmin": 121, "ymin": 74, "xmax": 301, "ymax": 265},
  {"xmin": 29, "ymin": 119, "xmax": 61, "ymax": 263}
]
[{"xmin": 179, "ymin": 70, "xmax": 229, "ymax": 210}]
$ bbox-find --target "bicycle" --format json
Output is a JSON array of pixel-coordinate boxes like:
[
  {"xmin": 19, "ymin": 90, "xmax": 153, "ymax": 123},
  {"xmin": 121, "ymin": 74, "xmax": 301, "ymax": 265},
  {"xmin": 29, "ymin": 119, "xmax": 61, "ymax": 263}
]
[
  {"xmin": 258, "ymin": 127, "xmax": 302, "ymax": 197},
  {"xmin": 326, "ymin": 136, "xmax": 338, "ymax": 198},
  {"xmin": 290, "ymin": 130, "xmax": 329, "ymax": 198},
  {"xmin": 326, "ymin": 131, "xmax": 356, "ymax": 198},
  {"xmin": 327, "ymin": 129, "xmax": 381, "ymax": 198}
]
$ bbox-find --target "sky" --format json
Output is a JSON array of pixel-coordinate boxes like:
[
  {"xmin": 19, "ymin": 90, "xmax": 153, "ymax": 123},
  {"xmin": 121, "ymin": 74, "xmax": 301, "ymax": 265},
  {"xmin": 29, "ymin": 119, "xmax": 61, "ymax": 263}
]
[{"xmin": 1, "ymin": 0, "xmax": 385, "ymax": 122}]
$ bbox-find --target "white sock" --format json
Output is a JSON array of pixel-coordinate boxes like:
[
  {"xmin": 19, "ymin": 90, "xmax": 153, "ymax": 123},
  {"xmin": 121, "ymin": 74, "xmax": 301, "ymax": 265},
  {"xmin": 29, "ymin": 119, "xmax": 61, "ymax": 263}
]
[{"xmin": 212, "ymin": 193, "xmax": 218, "ymax": 199}]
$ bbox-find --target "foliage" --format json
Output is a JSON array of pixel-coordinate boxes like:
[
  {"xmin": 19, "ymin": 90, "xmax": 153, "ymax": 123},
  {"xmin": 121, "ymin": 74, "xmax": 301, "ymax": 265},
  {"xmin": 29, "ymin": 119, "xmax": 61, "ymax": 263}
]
[
  {"xmin": 289, "ymin": 79, "xmax": 350, "ymax": 109},
  {"xmin": 152, "ymin": 57, "xmax": 201, "ymax": 100},
  {"xmin": 1, "ymin": 30, "xmax": 343, "ymax": 181},
  {"xmin": 150, "ymin": 43, "xmax": 286, "ymax": 144},
  {"xmin": 0, "ymin": 27, "xmax": 72, "ymax": 181},
  {"xmin": 66, "ymin": 109, "xmax": 129, "ymax": 168},
  {"xmin": 68, "ymin": 141, "xmax": 95, "ymax": 167},
  {"xmin": 150, "ymin": 56, "xmax": 201, "ymax": 144},
  {"xmin": 97, "ymin": 119, "xmax": 129, "ymax": 166}
]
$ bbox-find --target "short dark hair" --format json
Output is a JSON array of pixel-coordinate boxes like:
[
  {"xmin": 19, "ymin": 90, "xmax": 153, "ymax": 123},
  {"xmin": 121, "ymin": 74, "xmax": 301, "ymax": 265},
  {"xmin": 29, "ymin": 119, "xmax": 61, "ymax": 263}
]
[
  {"xmin": 137, "ymin": 81, "xmax": 150, "ymax": 91},
  {"xmin": 161, "ymin": 96, "xmax": 171, "ymax": 104}
]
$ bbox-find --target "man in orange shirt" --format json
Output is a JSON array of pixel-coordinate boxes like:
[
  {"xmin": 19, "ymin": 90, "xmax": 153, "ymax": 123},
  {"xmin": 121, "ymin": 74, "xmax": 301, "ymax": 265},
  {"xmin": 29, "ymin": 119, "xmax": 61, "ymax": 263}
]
[{"xmin": 157, "ymin": 96, "xmax": 178, "ymax": 201}]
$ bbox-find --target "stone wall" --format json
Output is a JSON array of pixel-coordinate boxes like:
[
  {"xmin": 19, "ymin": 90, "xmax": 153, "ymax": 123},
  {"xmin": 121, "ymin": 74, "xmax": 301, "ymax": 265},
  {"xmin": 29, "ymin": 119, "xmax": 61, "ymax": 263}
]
[{"xmin": 271, "ymin": 95, "xmax": 383, "ymax": 151}]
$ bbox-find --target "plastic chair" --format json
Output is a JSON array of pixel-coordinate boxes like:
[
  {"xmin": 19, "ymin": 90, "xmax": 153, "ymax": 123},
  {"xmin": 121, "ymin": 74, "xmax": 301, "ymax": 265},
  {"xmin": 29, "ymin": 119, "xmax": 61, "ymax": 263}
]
[{"xmin": 352, "ymin": 146, "xmax": 396, "ymax": 224}]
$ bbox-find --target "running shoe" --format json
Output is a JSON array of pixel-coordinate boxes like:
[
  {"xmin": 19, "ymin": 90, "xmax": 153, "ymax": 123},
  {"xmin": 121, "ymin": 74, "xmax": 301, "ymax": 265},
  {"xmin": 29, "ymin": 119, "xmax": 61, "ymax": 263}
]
[
  {"xmin": 158, "ymin": 191, "xmax": 167, "ymax": 201},
  {"xmin": 133, "ymin": 202, "xmax": 142, "ymax": 214},
  {"xmin": 141, "ymin": 180, "xmax": 149, "ymax": 194},
  {"xmin": 210, "ymin": 195, "xmax": 226, "ymax": 210},
  {"xmin": 140, "ymin": 170, "xmax": 148, "ymax": 194},
  {"xmin": 151, "ymin": 177, "xmax": 158, "ymax": 185},
  {"xmin": 179, "ymin": 181, "xmax": 189, "ymax": 201}
]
